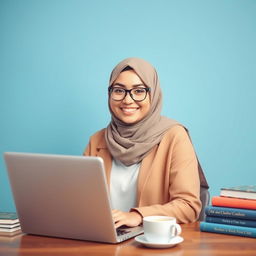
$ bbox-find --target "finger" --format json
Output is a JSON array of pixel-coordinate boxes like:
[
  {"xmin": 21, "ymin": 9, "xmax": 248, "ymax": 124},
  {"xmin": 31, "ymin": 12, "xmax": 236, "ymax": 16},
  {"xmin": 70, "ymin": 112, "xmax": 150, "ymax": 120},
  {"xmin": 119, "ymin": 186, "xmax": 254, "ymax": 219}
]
[
  {"xmin": 112, "ymin": 210, "xmax": 124, "ymax": 223},
  {"xmin": 113, "ymin": 215, "xmax": 122, "ymax": 223},
  {"xmin": 112, "ymin": 210, "xmax": 121, "ymax": 217},
  {"xmin": 112, "ymin": 210, "xmax": 126, "ymax": 220},
  {"xmin": 114, "ymin": 213, "xmax": 128, "ymax": 228},
  {"xmin": 114, "ymin": 219, "xmax": 126, "ymax": 229}
]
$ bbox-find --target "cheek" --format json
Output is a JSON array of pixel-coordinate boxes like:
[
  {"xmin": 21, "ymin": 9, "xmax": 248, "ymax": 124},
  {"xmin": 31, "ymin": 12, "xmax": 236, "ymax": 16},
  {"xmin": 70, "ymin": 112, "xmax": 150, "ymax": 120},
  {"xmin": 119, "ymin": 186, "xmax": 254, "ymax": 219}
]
[
  {"xmin": 142, "ymin": 99, "xmax": 151, "ymax": 114},
  {"xmin": 109, "ymin": 100, "xmax": 118, "ymax": 113}
]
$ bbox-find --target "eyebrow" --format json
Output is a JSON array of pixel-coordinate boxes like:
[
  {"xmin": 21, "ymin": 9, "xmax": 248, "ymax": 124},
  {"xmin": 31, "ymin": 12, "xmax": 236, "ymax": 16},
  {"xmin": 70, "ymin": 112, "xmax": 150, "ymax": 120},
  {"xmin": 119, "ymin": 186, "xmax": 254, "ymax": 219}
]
[{"xmin": 112, "ymin": 83, "xmax": 146, "ymax": 88}]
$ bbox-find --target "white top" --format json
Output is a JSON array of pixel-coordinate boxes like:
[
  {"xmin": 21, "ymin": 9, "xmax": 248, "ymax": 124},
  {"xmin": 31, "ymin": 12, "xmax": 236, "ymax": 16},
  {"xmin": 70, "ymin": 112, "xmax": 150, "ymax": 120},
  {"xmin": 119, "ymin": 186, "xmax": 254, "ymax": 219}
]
[{"xmin": 110, "ymin": 159, "xmax": 141, "ymax": 212}]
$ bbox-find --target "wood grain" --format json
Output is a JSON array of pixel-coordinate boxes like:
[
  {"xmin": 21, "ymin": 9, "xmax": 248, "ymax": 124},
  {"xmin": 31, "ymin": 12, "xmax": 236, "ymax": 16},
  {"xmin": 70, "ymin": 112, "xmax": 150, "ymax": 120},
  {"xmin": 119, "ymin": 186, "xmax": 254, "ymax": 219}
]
[{"xmin": 0, "ymin": 222, "xmax": 255, "ymax": 256}]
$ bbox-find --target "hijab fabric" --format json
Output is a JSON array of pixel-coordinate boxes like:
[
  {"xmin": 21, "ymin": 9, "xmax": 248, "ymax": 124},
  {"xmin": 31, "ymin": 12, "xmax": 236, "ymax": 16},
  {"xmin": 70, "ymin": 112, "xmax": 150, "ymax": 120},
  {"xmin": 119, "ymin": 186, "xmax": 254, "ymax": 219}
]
[{"xmin": 105, "ymin": 57, "xmax": 178, "ymax": 166}]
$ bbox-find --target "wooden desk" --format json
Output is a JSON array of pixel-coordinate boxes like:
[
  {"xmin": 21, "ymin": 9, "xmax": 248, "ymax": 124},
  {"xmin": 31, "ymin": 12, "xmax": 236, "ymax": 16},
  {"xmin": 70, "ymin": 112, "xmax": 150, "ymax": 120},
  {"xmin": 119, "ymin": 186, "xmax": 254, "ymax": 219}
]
[{"xmin": 0, "ymin": 222, "xmax": 255, "ymax": 256}]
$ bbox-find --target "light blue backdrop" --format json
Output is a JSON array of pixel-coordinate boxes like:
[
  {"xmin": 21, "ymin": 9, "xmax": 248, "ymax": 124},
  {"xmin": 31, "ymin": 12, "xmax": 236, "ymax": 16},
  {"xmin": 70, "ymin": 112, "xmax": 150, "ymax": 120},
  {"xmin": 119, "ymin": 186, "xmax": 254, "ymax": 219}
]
[{"xmin": 1, "ymin": 0, "xmax": 255, "ymax": 212}]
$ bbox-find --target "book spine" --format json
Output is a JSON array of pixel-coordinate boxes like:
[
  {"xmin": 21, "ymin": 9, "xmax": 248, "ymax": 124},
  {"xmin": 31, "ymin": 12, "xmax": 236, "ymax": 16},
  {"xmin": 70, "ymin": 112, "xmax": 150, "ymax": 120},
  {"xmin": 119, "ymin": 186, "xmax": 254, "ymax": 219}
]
[
  {"xmin": 220, "ymin": 189, "xmax": 256, "ymax": 200},
  {"xmin": 205, "ymin": 206, "xmax": 256, "ymax": 220},
  {"xmin": 200, "ymin": 222, "xmax": 256, "ymax": 238},
  {"xmin": 205, "ymin": 216, "xmax": 256, "ymax": 228},
  {"xmin": 0, "ymin": 226, "xmax": 21, "ymax": 232},
  {"xmin": 212, "ymin": 196, "xmax": 256, "ymax": 210}
]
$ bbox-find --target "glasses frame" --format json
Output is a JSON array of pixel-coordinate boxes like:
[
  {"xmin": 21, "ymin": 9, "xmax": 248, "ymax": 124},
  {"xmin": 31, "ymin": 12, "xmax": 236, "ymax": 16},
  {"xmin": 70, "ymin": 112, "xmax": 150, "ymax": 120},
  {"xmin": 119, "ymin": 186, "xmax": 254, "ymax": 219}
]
[{"xmin": 108, "ymin": 86, "xmax": 151, "ymax": 102}]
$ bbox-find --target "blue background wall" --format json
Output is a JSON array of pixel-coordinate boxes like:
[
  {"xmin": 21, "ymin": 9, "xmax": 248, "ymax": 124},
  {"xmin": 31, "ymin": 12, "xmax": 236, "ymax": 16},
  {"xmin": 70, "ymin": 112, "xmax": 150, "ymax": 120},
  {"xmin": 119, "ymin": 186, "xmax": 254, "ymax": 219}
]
[{"xmin": 1, "ymin": 0, "xmax": 255, "ymax": 212}]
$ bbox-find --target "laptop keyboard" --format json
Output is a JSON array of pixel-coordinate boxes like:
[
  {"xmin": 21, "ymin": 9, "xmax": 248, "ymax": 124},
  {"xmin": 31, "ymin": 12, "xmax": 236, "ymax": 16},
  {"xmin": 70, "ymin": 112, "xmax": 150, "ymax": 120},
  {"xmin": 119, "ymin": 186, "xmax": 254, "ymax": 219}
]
[{"xmin": 116, "ymin": 228, "xmax": 131, "ymax": 236}]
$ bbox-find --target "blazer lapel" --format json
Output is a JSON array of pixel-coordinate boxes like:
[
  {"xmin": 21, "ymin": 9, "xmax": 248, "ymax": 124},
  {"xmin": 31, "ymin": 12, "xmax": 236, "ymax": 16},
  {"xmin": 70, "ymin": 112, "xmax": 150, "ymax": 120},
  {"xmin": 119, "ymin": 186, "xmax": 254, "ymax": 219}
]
[{"xmin": 137, "ymin": 145, "xmax": 158, "ymax": 205}]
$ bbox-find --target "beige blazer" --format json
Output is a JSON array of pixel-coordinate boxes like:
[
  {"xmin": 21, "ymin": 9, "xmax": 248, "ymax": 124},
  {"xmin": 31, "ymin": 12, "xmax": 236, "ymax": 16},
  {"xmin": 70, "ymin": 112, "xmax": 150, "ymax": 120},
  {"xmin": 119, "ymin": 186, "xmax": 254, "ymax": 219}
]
[{"xmin": 84, "ymin": 125, "xmax": 201, "ymax": 223}]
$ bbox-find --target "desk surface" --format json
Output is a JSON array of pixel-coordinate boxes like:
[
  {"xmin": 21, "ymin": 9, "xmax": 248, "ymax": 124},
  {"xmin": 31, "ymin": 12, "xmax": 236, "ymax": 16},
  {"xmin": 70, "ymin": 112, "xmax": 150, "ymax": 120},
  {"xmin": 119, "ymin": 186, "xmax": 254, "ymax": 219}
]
[{"xmin": 0, "ymin": 222, "xmax": 255, "ymax": 256}]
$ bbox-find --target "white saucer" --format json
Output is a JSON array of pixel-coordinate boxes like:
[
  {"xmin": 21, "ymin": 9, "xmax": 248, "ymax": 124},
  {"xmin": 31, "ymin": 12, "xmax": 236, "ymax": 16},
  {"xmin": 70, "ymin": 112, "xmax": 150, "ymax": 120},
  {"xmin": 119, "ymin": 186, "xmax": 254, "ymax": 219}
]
[{"xmin": 135, "ymin": 234, "xmax": 184, "ymax": 248}]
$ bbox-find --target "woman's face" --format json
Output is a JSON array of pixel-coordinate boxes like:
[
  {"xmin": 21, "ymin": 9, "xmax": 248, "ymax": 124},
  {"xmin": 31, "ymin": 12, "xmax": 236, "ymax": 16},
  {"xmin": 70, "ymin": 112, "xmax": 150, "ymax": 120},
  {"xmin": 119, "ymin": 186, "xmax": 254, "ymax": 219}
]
[{"xmin": 109, "ymin": 70, "xmax": 151, "ymax": 124}]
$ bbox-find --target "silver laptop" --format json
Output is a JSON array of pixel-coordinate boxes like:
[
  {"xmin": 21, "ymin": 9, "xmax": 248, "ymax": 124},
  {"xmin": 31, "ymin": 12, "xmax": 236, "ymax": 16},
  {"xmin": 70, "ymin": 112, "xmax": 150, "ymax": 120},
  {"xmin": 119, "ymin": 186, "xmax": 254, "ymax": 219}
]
[{"xmin": 4, "ymin": 152, "xmax": 143, "ymax": 243}]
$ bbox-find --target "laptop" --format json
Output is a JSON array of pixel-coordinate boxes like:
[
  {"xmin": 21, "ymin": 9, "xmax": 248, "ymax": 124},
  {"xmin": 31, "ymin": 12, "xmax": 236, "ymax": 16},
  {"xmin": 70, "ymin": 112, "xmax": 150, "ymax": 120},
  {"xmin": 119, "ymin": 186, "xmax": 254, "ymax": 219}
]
[{"xmin": 4, "ymin": 152, "xmax": 143, "ymax": 243}]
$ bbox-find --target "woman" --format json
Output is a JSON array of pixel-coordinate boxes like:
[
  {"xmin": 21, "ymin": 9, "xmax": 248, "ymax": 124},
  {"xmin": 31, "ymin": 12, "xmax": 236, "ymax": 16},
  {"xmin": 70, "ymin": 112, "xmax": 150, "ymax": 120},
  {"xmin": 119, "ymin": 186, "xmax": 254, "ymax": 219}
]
[{"xmin": 84, "ymin": 57, "xmax": 208, "ymax": 228}]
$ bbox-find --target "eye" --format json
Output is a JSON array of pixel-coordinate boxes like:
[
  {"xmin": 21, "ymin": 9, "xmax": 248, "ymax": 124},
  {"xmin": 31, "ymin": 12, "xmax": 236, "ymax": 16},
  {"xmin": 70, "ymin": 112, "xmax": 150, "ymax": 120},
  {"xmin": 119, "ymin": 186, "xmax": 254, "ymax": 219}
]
[
  {"xmin": 112, "ymin": 87, "xmax": 125, "ymax": 94},
  {"xmin": 133, "ymin": 88, "xmax": 146, "ymax": 95}
]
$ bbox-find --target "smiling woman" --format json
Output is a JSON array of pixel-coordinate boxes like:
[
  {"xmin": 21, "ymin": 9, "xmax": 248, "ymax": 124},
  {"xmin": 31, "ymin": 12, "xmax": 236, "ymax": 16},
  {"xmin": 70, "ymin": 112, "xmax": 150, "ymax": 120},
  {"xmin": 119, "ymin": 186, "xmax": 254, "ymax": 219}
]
[
  {"xmin": 109, "ymin": 69, "xmax": 151, "ymax": 124},
  {"xmin": 84, "ymin": 57, "xmax": 208, "ymax": 228}
]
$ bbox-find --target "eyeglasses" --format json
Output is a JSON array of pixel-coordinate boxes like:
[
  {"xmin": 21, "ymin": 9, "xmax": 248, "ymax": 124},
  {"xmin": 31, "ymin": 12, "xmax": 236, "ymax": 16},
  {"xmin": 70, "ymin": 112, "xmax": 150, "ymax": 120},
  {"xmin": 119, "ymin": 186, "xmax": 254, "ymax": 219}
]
[{"xmin": 108, "ymin": 87, "xmax": 151, "ymax": 102}]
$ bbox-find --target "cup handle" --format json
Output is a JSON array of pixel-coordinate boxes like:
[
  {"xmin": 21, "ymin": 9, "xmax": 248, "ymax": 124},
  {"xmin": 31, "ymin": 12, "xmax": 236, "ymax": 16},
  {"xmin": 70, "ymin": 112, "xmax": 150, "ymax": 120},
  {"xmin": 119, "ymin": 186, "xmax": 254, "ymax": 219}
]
[{"xmin": 171, "ymin": 223, "xmax": 182, "ymax": 236}]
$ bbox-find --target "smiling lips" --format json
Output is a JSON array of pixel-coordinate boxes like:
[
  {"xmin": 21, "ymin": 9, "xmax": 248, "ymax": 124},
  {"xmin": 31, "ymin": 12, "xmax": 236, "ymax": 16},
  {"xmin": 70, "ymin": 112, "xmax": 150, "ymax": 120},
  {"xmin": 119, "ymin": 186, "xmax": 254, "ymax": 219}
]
[{"xmin": 120, "ymin": 107, "xmax": 139, "ymax": 115}]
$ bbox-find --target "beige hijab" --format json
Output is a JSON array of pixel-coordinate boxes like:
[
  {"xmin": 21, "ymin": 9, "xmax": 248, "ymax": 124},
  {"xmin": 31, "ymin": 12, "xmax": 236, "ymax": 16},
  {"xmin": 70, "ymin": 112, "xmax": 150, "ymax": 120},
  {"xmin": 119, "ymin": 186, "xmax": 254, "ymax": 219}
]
[{"xmin": 105, "ymin": 57, "xmax": 178, "ymax": 166}]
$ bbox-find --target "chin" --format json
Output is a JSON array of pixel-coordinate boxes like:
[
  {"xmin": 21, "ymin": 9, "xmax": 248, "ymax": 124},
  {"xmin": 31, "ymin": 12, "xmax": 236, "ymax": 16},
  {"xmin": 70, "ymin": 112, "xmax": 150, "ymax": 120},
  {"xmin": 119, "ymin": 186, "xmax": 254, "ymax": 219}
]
[{"xmin": 120, "ymin": 116, "xmax": 142, "ymax": 124}]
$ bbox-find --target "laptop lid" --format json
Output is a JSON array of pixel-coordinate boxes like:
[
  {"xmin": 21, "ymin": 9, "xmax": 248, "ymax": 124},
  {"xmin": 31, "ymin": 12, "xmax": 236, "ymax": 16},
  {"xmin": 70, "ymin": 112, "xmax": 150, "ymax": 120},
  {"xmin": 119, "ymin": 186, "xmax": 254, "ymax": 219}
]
[{"xmin": 4, "ymin": 152, "xmax": 143, "ymax": 243}]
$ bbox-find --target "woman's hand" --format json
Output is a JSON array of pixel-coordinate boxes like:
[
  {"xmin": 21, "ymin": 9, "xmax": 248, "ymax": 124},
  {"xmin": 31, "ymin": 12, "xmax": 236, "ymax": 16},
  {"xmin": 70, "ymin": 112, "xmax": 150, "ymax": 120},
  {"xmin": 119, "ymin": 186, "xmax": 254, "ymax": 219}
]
[{"xmin": 112, "ymin": 209, "xmax": 142, "ymax": 228}]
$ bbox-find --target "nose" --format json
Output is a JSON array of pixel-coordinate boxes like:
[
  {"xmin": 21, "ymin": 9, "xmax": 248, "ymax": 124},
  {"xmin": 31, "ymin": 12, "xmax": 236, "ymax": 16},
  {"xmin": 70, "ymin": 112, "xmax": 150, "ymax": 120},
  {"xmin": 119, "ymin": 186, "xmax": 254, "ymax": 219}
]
[{"xmin": 122, "ymin": 91, "xmax": 134, "ymax": 103}]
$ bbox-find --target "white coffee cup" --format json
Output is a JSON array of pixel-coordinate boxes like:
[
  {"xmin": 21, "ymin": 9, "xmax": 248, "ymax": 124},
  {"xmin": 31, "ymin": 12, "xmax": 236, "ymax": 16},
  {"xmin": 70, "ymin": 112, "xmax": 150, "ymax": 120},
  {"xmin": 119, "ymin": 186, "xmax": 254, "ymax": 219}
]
[{"xmin": 143, "ymin": 216, "xmax": 182, "ymax": 243}]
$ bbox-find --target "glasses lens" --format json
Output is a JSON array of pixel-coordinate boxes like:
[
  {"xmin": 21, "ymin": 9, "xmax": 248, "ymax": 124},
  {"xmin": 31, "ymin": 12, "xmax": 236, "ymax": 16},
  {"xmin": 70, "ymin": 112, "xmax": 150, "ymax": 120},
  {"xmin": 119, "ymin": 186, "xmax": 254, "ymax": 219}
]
[
  {"xmin": 131, "ymin": 88, "xmax": 147, "ymax": 101},
  {"xmin": 110, "ymin": 87, "xmax": 149, "ymax": 101},
  {"xmin": 111, "ymin": 88, "xmax": 125, "ymax": 100}
]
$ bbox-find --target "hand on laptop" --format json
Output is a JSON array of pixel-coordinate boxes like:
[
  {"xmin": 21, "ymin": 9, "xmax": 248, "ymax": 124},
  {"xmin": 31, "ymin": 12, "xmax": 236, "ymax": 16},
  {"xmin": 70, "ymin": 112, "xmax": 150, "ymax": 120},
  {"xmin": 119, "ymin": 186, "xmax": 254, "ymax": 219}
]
[{"xmin": 112, "ymin": 209, "xmax": 142, "ymax": 228}]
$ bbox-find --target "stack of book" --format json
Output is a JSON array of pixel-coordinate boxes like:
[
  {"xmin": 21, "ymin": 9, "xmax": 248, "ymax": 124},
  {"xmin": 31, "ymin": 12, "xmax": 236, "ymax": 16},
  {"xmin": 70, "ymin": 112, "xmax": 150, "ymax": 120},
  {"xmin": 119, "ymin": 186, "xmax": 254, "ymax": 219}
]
[
  {"xmin": 200, "ymin": 185, "xmax": 256, "ymax": 238},
  {"xmin": 0, "ymin": 212, "xmax": 21, "ymax": 236}
]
